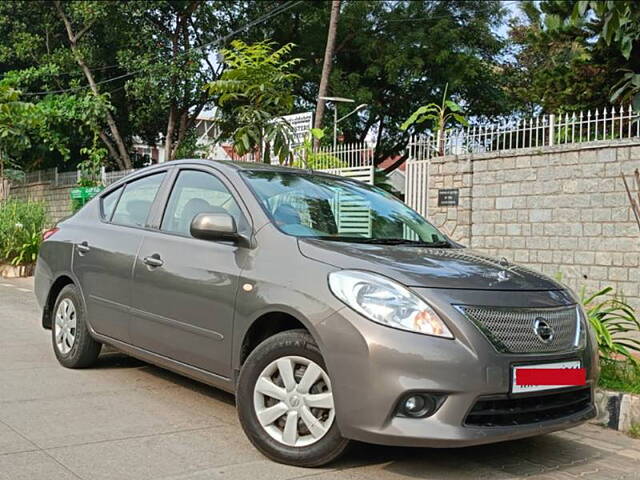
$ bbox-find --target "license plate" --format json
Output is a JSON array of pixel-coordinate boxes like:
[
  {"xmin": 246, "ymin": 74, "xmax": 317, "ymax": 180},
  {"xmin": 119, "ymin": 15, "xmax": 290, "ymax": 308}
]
[{"xmin": 511, "ymin": 360, "xmax": 582, "ymax": 394}]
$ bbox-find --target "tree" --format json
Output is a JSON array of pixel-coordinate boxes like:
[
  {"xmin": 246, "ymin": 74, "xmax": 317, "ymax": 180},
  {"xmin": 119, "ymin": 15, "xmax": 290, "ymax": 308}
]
[
  {"xmin": 510, "ymin": 0, "xmax": 640, "ymax": 112},
  {"xmin": 249, "ymin": 0, "xmax": 508, "ymax": 166},
  {"xmin": 0, "ymin": 1, "xmax": 254, "ymax": 170},
  {"xmin": 53, "ymin": 0, "xmax": 132, "ymax": 169},
  {"xmin": 501, "ymin": 1, "xmax": 626, "ymax": 114},
  {"xmin": 120, "ymin": 1, "xmax": 231, "ymax": 162},
  {"xmin": 0, "ymin": 84, "xmax": 34, "ymax": 199},
  {"xmin": 313, "ymin": 0, "xmax": 341, "ymax": 149},
  {"xmin": 568, "ymin": 1, "xmax": 640, "ymax": 106},
  {"xmin": 208, "ymin": 40, "xmax": 300, "ymax": 164},
  {"xmin": 0, "ymin": 82, "xmax": 80, "ymax": 198}
]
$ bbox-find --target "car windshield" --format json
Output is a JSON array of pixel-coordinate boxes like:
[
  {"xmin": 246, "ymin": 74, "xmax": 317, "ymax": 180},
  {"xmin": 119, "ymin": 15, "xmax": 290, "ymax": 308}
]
[{"xmin": 240, "ymin": 170, "xmax": 451, "ymax": 246}]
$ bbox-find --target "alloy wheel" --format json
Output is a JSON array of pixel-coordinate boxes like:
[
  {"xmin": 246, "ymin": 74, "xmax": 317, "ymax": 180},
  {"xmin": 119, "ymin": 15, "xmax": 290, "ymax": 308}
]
[
  {"xmin": 54, "ymin": 298, "xmax": 76, "ymax": 355},
  {"xmin": 253, "ymin": 355, "xmax": 335, "ymax": 447}
]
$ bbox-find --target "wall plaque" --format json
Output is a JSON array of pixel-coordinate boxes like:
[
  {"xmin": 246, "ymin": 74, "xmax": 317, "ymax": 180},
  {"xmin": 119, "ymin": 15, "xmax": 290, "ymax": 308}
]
[{"xmin": 437, "ymin": 188, "xmax": 459, "ymax": 207}]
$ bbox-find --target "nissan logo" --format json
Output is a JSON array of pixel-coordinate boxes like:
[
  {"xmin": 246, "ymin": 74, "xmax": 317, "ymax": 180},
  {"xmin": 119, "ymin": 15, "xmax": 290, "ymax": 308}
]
[{"xmin": 533, "ymin": 317, "xmax": 554, "ymax": 343}]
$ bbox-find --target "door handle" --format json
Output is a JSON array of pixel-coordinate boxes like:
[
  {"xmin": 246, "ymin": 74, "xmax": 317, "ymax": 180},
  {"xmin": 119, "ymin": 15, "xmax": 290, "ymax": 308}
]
[
  {"xmin": 143, "ymin": 254, "xmax": 164, "ymax": 268},
  {"xmin": 76, "ymin": 241, "xmax": 90, "ymax": 254}
]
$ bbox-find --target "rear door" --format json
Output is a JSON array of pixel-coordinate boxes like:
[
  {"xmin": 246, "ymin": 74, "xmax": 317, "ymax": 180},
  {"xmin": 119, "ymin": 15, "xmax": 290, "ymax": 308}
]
[
  {"xmin": 73, "ymin": 171, "xmax": 168, "ymax": 342},
  {"xmin": 129, "ymin": 167, "xmax": 250, "ymax": 377}
]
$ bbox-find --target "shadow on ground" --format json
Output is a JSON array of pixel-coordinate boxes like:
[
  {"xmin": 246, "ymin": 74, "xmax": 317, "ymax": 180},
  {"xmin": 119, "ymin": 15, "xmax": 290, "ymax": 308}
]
[
  {"xmin": 336, "ymin": 435, "xmax": 603, "ymax": 478},
  {"xmin": 93, "ymin": 351, "xmax": 609, "ymax": 479},
  {"xmin": 95, "ymin": 349, "xmax": 236, "ymax": 406}
]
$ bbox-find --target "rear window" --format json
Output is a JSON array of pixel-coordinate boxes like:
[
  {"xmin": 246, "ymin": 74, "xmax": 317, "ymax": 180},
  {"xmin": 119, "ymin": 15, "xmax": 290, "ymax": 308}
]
[{"xmin": 111, "ymin": 173, "xmax": 166, "ymax": 227}]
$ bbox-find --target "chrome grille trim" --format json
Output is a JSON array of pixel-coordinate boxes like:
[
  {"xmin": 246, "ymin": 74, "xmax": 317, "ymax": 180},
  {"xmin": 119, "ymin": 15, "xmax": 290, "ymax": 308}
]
[{"xmin": 456, "ymin": 305, "xmax": 579, "ymax": 354}]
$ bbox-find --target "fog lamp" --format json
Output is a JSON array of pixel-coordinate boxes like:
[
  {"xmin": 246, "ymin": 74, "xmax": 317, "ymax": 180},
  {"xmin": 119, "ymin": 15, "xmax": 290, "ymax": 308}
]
[{"xmin": 400, "ymin": 394, "xmax": 437, "ymax": 418}]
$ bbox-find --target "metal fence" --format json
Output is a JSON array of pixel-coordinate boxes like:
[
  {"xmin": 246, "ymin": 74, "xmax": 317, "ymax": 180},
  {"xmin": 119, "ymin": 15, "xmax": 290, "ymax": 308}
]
[
  {"xmin": 8, "ymin": 147, "xmax": 376, "ymax": 190},
  {"xmin": 411, "ymin": 104, "xmax": 640, "ymax": 159}
]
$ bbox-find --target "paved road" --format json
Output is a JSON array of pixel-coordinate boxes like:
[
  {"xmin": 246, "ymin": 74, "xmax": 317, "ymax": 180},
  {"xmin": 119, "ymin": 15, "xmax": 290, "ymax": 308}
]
[{"xmin": 1, "ymin": 277, "xmax": 639, "ymax": 480}]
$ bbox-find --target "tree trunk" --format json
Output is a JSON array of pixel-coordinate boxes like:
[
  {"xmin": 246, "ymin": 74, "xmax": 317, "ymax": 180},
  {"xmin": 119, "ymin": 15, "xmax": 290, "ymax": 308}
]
[
  {"xmin": 0, "ymin": 150, "xmax": 6, "ymax": 201},
  {"xmin": 313, "ymin": 0, "xmax": 341, "ymax": 149},
  {"xmin": 164, "ymin": 106, "xmax": 176, "ymax": 162}
]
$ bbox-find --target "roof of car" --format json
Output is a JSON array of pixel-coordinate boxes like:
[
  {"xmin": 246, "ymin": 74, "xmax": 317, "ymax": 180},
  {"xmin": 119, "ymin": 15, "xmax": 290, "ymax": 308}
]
[{"xmin": 140, "ymin": 159, "xmax": 342, "ymax": 177}]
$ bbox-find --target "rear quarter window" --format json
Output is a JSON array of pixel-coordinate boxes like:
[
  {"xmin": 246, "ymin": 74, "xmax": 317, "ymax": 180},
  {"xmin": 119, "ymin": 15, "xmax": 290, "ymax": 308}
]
[{"xmin": 101, "ymin": 186, "xmax": 123, "ymax": 221}]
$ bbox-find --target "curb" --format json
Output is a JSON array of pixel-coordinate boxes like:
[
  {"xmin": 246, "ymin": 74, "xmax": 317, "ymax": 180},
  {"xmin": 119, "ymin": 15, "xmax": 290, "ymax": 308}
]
[
  {"xmin": 0, "ymin": 263, "xmax": 34, "ymax": 278},
  {"xmin": 594, "ymin": 389, "xmax": 640, "ymax": 432}
]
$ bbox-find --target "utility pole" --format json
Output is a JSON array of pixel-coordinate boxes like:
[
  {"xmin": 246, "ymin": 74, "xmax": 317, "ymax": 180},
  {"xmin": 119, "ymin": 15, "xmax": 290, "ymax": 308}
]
[{"xmin": 313, "ymin": 0, "xmax": 341, "ymax": 149}]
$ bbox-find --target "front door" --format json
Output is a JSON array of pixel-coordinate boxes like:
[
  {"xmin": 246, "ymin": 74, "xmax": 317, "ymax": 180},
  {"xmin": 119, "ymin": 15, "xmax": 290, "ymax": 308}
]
[
  {"xmin": 129, "ymin": 168, "xmax": 249, "ymax": 377},
  {"xmin": 73, "ymin": 171, "xmax": 167, "ymax": 341}
]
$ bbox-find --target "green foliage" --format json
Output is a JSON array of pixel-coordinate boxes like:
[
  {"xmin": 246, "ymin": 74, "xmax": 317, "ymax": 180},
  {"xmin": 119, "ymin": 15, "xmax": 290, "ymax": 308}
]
[
  {"xmin": 0, "ymin": 1, "xmax": 248, "ymax": 169},
  {"xmin": 249, "ymin": 0, "xmax": 507, "ymax": 164},
  {"xmin": 0, "ymin": 199, "xmax": 46, "ymax": 266},
  {"xmin": 0, "ymin": 82, "xmax": 39, "ymax": 180},
  {"xmin": 208, "ymin": 40, "xmax": 301, "ymax": 164},
  {"xmin": 581, "ymin": 286, "xmax": 640, "ymax": 366},
  {"xmin": 629, "ymin": 423, "xmax": 640, "ymax": 439},
  {"xmin": 599, "ymin": 358, "xmax": 640, "ymax": 395},
  {"xmin": 77, "ymin": 133, "xmax": 106, "ymax": 187},
  {"xmin": 292, "ymin": 128, "xmax": 345, "ymax": 170},
  {"xmin": 1, "ymin": 1, "xmax": 509, "ymax": 169},
  {"xmin": 0, "ymin": 77, "xmax": 107, "ymax": 177},
  {"xmin": 538, "ymin": 0, "xmax": 640, "ymax": 108},
  {"xmin": 401, "ymin": 84, "xmax": 467, "ymax": 132},
  {"xmin": 503, "ymin": 1, "xmax": 630, "ymax": 114},
  {"xmin": 401, "ymin": 83, "xmax": 468, "ymax": 156}
]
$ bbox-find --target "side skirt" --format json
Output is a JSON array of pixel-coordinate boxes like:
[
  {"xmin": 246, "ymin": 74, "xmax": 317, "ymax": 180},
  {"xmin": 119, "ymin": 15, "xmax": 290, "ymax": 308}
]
[{"xmin": 91, "ymin": 331, "xmax": 236, "ymax": 395}]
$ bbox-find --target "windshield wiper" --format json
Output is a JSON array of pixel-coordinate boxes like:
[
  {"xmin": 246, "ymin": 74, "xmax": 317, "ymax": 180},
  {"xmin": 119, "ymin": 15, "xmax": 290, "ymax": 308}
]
[{"xmin": 309, "ymin": 236, "xmax": 453, "ymax": 247}]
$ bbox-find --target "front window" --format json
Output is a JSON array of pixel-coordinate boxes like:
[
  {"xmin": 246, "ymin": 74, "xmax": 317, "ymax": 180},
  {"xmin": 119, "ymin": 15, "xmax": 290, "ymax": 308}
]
[{"xmin": 241, "ymin": 170, "xmax": 451, "ymax": 246}]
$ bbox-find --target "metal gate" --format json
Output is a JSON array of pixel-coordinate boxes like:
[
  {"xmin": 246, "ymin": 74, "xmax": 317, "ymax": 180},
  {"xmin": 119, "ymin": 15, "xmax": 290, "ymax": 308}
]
[{"xmin": 404, "ymin": 136, "xmax": 433, "ymax": 217}]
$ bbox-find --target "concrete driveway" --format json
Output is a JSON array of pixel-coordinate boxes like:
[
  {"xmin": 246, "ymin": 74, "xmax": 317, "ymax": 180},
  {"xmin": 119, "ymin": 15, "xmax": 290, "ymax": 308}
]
[{"xmin": 1, "ymin": 277, "xmax": 639, "ymax": 480}]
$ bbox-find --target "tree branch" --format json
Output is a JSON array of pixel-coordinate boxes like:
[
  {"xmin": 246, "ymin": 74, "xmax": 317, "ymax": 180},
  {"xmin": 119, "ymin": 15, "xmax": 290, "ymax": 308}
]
[
  {"xmin": 73, "ymin": 18, "xmax": 97, "ymax": 43},
  {"xmin": 98, "ymin": 131, "xmax": 125, "ymax": 170}
]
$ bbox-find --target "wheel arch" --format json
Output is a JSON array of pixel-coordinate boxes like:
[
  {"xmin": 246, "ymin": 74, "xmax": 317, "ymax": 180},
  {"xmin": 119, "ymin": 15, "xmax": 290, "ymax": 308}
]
[
  {"xmin": 236, "ymin": 309, "xmax": 323, "ymax": 379},
  {"xmin": 42, "ymin": 274, "xmax": 77, "ymax": 329}
]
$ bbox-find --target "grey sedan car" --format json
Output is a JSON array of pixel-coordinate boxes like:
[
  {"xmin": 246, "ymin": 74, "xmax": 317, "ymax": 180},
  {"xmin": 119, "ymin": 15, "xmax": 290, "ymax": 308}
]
[{"xmin": 35, "ymin": 160, "xmax": 597, "ymax": 467}]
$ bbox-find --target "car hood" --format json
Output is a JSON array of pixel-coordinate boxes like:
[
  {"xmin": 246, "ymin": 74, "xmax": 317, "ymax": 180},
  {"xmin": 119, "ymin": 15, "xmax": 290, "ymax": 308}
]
[{"xmin": 298, "ymin": 239, "xmax": 564, "ymax": 291}]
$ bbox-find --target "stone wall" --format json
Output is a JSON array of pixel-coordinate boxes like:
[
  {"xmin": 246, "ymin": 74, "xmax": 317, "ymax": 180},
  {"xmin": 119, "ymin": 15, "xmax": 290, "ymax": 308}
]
[
  {"xmin": 426, "ymin": 140, "xmax": 640, "ymax": 309},
  {"xmin": 8, "ymin": 182, "xmax": 74, "ymax": 225}
]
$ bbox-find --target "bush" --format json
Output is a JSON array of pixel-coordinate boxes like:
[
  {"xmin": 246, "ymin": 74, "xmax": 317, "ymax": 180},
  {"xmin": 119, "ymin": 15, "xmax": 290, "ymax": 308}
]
[
  {"xmin": 0, "ymin": 199, "xmax": 46, "ymax": 266},
  {"xmin": 581, "ymin": 286, "xmax": 640, "ymax": 366},
  {"xmin": 599, "ymin": 358, "xmax": 640, "ymax": 394}
]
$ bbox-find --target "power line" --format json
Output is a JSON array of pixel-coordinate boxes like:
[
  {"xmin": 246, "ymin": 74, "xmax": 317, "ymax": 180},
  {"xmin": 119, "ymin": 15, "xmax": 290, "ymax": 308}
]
[{"xmin": 22, "ymin": 0, "xmax": 303, "ymax": 97}]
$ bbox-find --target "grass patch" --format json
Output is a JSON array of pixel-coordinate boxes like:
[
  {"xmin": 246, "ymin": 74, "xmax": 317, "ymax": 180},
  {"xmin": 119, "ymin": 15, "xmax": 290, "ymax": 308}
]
[
  {"xmin": 599, "ymin": 359, "xmax": 640, "ymax": 395},
  {"xmin": 629, "ymin": 424, "xmax": 640, "ymax": 440}
]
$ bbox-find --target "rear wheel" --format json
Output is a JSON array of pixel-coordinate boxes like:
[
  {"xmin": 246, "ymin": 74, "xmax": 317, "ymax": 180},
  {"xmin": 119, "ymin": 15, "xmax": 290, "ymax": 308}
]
[
  {"xmin": 237, "ymin": 330, "xmax": 349, "ymax": 467},
  {"xmin": 52, "ymin": 284, "xmax": 101, "ymax": 368}
]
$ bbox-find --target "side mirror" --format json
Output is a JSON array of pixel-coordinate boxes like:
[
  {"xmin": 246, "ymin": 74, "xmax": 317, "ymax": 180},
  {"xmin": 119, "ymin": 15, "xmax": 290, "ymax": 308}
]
[{"xmin": 190, "ymin": 213, "xmax": 238, "ymax": 242}]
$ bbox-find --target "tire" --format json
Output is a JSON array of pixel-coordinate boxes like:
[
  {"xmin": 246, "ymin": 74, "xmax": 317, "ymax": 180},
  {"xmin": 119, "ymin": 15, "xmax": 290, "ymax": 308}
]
[
  {"xmin": 52, "ymin": 284, "xmax": 101, "ymax": 368},
  {"xmin": 237, "ymin": 329, "xmax": 349, "ymax": 467}
]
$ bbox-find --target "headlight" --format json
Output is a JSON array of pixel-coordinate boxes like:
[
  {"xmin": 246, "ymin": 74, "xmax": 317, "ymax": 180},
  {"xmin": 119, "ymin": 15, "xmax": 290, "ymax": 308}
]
[
  {"xmin": 575, "ymin": 304, "xmax": 588, "ymax": 348},
  {"xmin": 328, "ymin": 270, "xmax": 453, "ymax": 338}
]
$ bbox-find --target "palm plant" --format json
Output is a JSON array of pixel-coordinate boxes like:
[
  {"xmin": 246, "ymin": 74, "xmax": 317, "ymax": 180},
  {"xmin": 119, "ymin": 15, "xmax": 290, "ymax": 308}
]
[
  {"xmin": 400, "ymin": 83, "xmax": 468, "ymax": 156},
  {"xmin": 581, "ymin": 286, "xmax": 640, "ymax": 365}
]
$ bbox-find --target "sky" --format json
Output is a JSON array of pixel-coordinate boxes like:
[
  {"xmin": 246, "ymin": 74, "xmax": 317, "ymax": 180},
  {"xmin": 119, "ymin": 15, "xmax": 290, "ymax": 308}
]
[{"xmin": 496, "ymin": 0, "xmax": 524, "ymax": 38}]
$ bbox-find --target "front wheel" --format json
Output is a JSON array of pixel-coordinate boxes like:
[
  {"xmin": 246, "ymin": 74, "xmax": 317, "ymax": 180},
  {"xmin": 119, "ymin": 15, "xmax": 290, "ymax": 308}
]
[{"xmin": 237, "ymin": 330, "xmax": 349, "ymax": 467}]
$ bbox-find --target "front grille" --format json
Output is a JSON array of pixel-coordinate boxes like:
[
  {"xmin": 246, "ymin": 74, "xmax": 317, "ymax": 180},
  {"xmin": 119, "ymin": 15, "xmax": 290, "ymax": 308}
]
[
  {"xmin": 465, "ymin": 387, "xmax": 592, "ymax": 427},
  {"xmin": 458, "ymin": 305, "xmax": 578, "ymax": 354}
]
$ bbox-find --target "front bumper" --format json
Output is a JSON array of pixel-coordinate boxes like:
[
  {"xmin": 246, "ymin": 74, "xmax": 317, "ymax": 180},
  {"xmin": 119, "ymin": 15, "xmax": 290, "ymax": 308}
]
[{"xmin": 317, "ymin": 288, "xmax": 598, "ymax": 447}]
